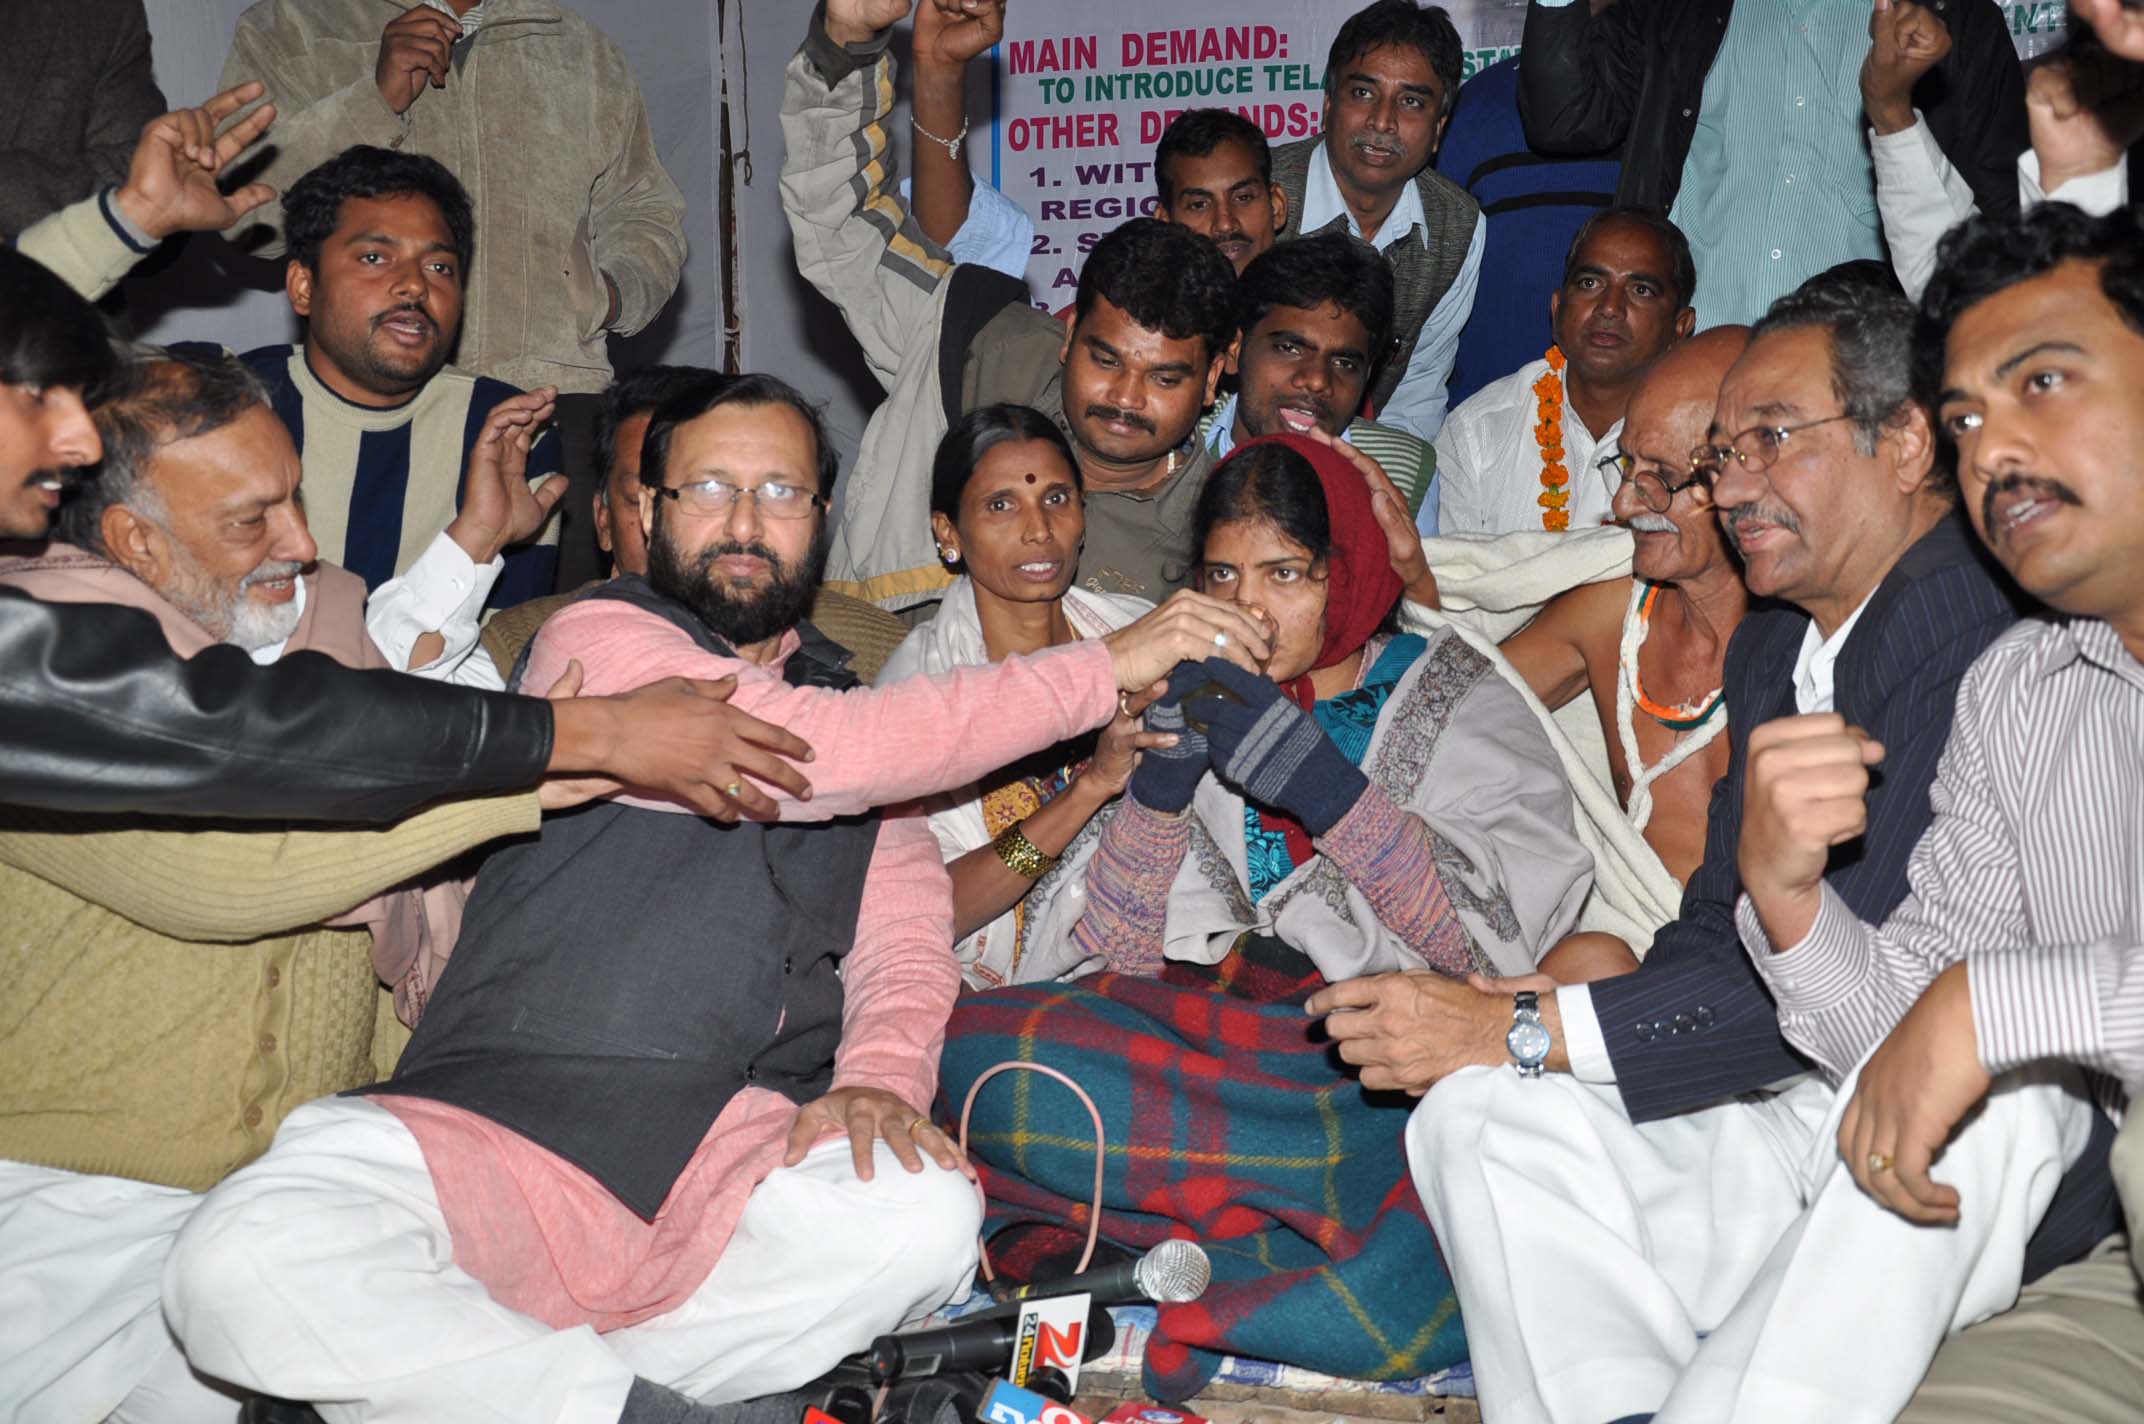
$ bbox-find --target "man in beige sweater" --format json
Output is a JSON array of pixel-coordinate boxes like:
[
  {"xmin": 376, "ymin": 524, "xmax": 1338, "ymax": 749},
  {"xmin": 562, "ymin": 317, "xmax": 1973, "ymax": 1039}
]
[
  {"xmin": 219, "ymin": 0, "xmax": 689, "ymax": 588},
  {"xmin": 0, "ymin": 347, "xmax": 581, "ymax": 1424}
]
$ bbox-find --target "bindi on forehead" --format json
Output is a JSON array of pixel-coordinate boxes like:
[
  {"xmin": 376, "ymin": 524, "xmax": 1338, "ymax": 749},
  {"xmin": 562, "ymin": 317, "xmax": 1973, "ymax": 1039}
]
[{"xmin": 1025, "ymin": 472, "xmax": 1037, "ymax": 484}]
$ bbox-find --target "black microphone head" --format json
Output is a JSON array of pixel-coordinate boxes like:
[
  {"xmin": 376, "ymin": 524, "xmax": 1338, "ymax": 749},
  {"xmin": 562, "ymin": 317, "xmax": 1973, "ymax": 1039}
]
[{"xmin": 1132, "ymin": 1239, "xmax": 1212, "ymax": 1303}]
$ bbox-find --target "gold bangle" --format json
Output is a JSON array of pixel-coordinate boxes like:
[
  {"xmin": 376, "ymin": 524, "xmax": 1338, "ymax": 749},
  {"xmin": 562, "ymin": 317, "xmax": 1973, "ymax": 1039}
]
[{"xmin": 991, "ymin": 820, "xmax": 1057, "ymax": 880}]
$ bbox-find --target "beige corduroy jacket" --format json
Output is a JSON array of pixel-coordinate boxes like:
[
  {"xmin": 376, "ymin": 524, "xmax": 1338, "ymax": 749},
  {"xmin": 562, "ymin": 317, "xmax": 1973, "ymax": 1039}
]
[{"xmin": 219, "ymin": 0, "xmax": 687, "ymax": 394}]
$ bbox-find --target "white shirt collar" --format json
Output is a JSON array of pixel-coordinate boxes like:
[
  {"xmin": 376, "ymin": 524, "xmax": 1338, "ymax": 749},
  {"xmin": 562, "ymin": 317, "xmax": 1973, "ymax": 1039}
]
[
  {"xmin": 1300, "ymin": 140, "xmax": 1430, "ymax": 251},
  {"xmin": 1792, "ymin": 591, "xmax": 1876, "ymax": 716},
  {"xmin": 247, "ymin": 575, "xmax": 309, "ymax": 666}
]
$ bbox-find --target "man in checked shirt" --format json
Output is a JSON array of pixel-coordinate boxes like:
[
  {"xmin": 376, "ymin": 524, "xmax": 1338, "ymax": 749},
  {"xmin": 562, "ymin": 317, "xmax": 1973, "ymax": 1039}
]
[{"xmin": 1739, "ymin": 201, "xmax": 2144, "ymax": 1422}]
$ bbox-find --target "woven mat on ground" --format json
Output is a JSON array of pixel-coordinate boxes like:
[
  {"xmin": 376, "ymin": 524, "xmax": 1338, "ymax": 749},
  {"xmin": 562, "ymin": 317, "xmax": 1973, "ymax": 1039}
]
[{"xmin": 939, "ymin": 970, "xmax": 1463, "ymax": 1403}]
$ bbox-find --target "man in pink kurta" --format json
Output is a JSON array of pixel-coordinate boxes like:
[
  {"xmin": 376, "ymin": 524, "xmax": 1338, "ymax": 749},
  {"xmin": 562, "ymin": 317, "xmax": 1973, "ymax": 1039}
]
[{"xmin": 163, "ymin": 371, "xmax": 1267, "ymax": 1424}]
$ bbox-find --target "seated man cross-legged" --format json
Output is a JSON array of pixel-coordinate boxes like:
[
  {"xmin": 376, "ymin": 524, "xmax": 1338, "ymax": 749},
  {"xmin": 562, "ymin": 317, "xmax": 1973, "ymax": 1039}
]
[
  {"xmin": 1729, "ymin": 202, "xmax": 2144, "ymax": 1424},
  {"xmin": 0, "ymin": 346, "xmax": 574, "ymax": 1424},
  {"xmin": 1321, "ymin": 263, "xmax": 2124, "ymax": 1423},
  {"xmin": 163, "ymin": 373, "xmax": 1275, "ymax": 1423}
]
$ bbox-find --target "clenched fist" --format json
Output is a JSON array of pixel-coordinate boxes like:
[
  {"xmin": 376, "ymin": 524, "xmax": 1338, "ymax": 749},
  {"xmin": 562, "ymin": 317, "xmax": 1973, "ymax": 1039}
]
[
  {"xmin": 1861, "ymin": 0, "xmax": 1952, "ymax": 135},
  {"xmin": 824, "ymin": 0, "xmax": 917, "ymax": 47},
  {"xmin": 1739, "ymin": 713, "xmax": 1886, "ymax": 947}
]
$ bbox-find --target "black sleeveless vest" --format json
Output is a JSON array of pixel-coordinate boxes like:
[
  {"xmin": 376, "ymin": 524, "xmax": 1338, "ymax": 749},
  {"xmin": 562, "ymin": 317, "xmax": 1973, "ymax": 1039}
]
[{"xmin": 378, "ymin": 577, "xmax": 884, "ymax": 1219}]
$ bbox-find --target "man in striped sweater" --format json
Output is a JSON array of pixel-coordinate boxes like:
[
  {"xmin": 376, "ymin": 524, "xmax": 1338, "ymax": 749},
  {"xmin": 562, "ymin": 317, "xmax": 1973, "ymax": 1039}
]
[{"xmin": 36, "ymin": 143, "xmax": 563, "ymax": 686}]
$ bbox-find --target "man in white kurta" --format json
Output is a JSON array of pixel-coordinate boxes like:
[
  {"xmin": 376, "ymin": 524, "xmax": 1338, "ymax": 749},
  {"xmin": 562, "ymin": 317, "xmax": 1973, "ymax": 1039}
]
[{"xmin": 1434, "ymin": 209, "xmax": 1695, "ymax": 535}]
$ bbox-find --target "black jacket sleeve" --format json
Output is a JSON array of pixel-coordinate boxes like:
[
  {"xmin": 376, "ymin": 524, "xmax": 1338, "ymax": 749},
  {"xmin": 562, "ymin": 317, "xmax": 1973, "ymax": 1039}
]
[
  {"xmin": 1922, "ymin": 0, "xmax": 2029, "ymax": 221},
  {"xmin": 0, "ymin": 589, "xmax": 552, "ymax": 820},
  {"xmin": 1517, "ymin": 0, "xmax": 1651, "ymax": 156}
]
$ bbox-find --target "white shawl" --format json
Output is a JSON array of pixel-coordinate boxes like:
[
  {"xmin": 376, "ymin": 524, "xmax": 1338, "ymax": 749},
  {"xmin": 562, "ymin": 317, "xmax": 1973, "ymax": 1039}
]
[
  {"xmin": 1403, "ymin": 527, "xmax": 1686, "ymax": 952},
  {"xmin": 875, "ymin": 577, "xmax": 1152, "ymax": 987}
]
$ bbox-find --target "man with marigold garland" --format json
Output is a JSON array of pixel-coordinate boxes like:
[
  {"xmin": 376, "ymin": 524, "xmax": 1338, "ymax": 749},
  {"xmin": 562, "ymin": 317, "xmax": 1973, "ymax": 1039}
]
[{"xmin": 1435, "ymin": 208, "xmax": 1695, "ymax": 535}]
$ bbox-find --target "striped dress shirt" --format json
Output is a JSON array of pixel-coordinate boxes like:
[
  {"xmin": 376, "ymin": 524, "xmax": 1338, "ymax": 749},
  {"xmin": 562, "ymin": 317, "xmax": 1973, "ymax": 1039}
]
[{"xmin": 1738, "ymin": 616, "xmax": 2144, "ymax": 1116}]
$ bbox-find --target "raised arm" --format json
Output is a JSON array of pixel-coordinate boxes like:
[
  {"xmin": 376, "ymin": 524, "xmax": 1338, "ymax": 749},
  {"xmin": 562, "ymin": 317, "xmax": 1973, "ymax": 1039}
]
[
  {"xmin": 15, "ymin": 82, "xmax": 280, "ymax": 300},
  {"xmin": 781, "ymin": 0, "xmax": 957, "ymax": 386},
  {"xmin": 1915, "ymin": 0, "xmax": 2028, "ymax": 221},
  {"xmin": 907, "ymin": 0, "xmax": 1004, "ymax": 250}
]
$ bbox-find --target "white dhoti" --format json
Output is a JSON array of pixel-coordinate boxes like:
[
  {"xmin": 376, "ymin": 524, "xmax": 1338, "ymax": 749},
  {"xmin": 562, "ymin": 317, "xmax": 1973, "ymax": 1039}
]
[
  {"xmin": 0, "ymin": 1159, "xmax": 242, "ymax": 1424},
  {"xmin": 1409, "ymin": 1058, "xmax": 2097, "ymax": 1424},
  {"xmin": 163, "ymin": 1097, "xmax": 982, "ymax": 1424}
]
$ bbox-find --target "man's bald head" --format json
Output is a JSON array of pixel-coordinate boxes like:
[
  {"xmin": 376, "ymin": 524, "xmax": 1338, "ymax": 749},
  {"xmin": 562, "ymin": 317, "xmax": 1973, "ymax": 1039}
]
[
  {"xmin": 1613, "ymin": 325, "xmax": 1750, "ymax": 586},
  {"xmin": 1624, "ymin": 325, "xmax": 1751, "ymax": 448}
]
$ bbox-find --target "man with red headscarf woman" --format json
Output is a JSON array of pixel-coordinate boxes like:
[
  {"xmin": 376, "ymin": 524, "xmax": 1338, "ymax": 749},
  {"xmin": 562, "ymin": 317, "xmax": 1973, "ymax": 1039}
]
[{"xmin": 938, "ymin": 432, "xmax": 1601, "ymax": 1397}]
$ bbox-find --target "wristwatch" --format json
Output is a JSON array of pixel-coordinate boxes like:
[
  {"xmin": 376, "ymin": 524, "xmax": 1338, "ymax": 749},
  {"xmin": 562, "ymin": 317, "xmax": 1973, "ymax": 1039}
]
[{"xmin": 1506, "ymin": 990, "xmax": 1551, "ymax": 1079}]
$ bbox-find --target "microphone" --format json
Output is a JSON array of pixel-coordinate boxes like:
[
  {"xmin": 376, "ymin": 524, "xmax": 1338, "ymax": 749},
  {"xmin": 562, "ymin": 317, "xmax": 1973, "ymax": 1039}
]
[
  {"xmin": 988, "ymin": 1239, "xmax": 1211, "ymax": 1307},
  {"xmin": 864, "ymin": 1300, "xmax": 1113, "ymax": 1382}
]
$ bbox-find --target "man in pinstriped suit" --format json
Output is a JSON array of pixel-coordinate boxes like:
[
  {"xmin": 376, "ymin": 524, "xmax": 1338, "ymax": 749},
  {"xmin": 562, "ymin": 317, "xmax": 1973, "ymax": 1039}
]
[{"xmin": 1319, "ymin": 261, "xmax": 2121, "ymax": 1423}]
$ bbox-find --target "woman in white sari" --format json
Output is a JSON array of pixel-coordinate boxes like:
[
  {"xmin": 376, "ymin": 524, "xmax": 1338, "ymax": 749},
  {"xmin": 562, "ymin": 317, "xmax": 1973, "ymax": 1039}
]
[{"xmin": 877, "ymin": 404, "xmax": 1158, "ymax": 989}]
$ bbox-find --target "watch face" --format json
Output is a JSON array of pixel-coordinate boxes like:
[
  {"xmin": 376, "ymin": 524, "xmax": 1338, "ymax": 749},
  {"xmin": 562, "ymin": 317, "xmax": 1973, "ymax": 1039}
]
[{"xmin": 1507, "ymin": 1018, "xmax": 1552, "ymax": 1065}]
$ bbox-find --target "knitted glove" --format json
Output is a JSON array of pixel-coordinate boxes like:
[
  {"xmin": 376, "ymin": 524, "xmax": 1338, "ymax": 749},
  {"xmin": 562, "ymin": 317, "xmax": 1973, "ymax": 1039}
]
[
  {"xmin": 1183, "ymin": 657, "xmax": 1368, "ymax": 836},
  {"xmin": 1126, "ymin": 663, "xmax": 1211, "ymax": 814}
]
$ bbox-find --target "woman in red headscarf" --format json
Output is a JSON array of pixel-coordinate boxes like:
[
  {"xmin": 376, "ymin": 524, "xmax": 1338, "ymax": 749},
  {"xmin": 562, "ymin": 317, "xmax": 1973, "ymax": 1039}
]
[
  {"xmin": 938, "ymin": 434, "xmax": 1596, "ymax": 1396},
  {"xmin": 1055, "ymin": 431, "xmax": 1596, "ymax": 993}
]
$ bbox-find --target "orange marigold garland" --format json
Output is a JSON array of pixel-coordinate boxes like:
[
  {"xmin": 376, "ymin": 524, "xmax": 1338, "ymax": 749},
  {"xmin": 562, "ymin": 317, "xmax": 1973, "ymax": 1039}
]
[{"xmin": 1533, "ymin": 345, "xmax": 1570, "ymax": 532}]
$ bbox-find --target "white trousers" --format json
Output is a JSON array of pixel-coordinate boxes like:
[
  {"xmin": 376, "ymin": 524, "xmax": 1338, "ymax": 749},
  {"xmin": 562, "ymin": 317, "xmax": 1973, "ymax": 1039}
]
[
  {"xmin": 0, "ymin": 1159, "xmax": 242, "ymax": 1424},
  {"xmin": 1409, "ymin": 1059, "xmax": 2096, "ymax": 1424},
  {"xmin": 162, "ymin": 1097, "xmax": 981, "ymax": 1424}
]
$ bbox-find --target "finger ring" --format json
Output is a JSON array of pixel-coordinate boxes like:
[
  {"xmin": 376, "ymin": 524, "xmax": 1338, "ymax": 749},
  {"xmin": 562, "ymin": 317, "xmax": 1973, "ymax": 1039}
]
[
  {"xmin": 724, "ymin": 780, "xmax": 743, "ymax": 799},
  {"xmin": 906, "ymin": 1115, "xmax": 933, "ymax": 1135},
  {"xmin": 1868, "ymin": 1152, "xmax": 1893, "ymax": 1175},
  {"xmin": 1118, "ymin": 690, "xmax": 1134, "ymax": 718},
  {"xmin": 1213, "ymin": 631, "xmax": 1229, "ymax": 649}
]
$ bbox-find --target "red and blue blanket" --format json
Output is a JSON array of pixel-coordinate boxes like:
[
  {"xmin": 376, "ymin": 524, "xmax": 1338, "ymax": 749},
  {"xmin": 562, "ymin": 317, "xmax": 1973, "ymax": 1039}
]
[{"xmin": 938, "ymin": 968, "xmax": 1466, "ymax": 1402}]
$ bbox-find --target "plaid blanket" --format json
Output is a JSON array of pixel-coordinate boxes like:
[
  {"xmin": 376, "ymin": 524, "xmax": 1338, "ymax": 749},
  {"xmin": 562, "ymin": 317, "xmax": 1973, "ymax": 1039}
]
[{"xmin": 938, "ymin": 969, "xmax": 1465, "ymax": 1402}]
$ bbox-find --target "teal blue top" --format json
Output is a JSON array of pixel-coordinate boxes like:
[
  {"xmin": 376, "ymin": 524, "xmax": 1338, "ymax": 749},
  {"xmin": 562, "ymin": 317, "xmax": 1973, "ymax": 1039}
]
[{"xmin": 1243, "ymin": 635, "xmax": 1427, "ymax": 903}]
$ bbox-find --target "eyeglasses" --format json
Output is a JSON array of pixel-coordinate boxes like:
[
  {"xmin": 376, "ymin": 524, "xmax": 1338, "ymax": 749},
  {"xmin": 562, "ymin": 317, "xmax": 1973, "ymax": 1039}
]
[
  {"xmin": 1597, "ymin": 451, "xmax": 1709, "ymax": 514},
  {"xmin": 1691, "ymin": 413, "xmax": 1857, "ymax": 483},
  {"xmin": 651, "ymin": 477, "xmax": 824, "ymax": 520}
]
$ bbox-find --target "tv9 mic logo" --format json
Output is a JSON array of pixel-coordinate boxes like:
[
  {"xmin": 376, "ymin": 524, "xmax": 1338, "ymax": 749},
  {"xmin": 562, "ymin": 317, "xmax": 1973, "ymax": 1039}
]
[{"xmin": 980, "ymin": 1380, "xmax": 1090, "ymax": 1424}]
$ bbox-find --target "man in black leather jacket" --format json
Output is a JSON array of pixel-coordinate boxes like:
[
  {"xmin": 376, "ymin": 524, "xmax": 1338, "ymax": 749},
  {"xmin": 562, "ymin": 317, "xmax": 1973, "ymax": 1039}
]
[{"xmin": 2, "ymin": 87, "xmax": 808, "ymax": 823}]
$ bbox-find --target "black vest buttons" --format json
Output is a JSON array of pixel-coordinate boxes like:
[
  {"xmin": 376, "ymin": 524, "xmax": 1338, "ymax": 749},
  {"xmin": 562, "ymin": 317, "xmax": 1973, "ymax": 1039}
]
[{"xmin": 1635, "ymin": 1021, "xmax": 1657, "ymax": 1042}]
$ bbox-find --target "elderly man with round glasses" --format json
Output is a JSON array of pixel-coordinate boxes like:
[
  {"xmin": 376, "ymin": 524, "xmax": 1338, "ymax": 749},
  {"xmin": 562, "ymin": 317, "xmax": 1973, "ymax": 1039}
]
[{"xmin": 1493, "ymin": 324, "xmax": 1756, "ymax": 885}]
